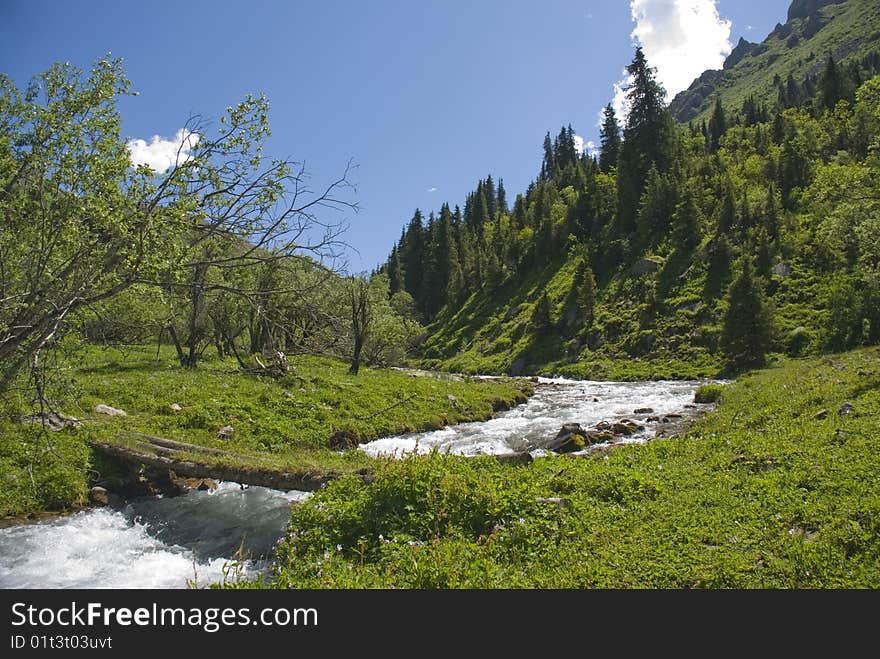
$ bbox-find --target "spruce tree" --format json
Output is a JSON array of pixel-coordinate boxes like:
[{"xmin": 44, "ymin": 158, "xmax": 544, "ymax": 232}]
[
  {"xmin": 484, "ymin": 175, "xmax": 497, "ymax": 220},
  {"xmin": 599, "ymin": 104, "xmax": 621, "ymax": 172},
  {"xmin": 542, "ymin": 132, "xmax": 556, "ymax": 181},
  {"xmin": 387, "ymin": 245, "xmax": 403, "ymax": 294},
  {"xmin": 617, "ymin": 47, "xmax": 676, "ymax": 233},
  {"xmin": 717, "ymin": 178, "xmax": 737, "ymax": 235},
  {"xmin": 672, "ymin": 187, "xmax": 701, "ymax": 251},
  {"xmin": 575, "ymin": 258, "xmax": 596, "ymax": 329},
  {"xmin": 820, "ymin": 52, "xmax": 842, "ymax": 111},
  {"xmin": 497, "ymin": 178, "xmax": 509, "ymax": 215},
  {"xmin": 531, "ymin": 291, "xmax": 552, "ymax": 333},
  {"xmin": 708, "ymin": 97, "xmax": 727, "ymax": 152},
  {"xmin": 720, "ymin": 258, "xmax": 773, "ymax": 372},
  {"xmin": 402, "ymin": 209, "xmax": 426, "ymax": 306}
]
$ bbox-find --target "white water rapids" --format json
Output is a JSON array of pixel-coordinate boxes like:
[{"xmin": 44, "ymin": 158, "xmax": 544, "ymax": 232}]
[
  {"xmin": 1, "ymin": 377, "xmax": 705, "ymax": 589},
  {"xmin": 0, "ymin": 483, "xmax": 309, "ymax": 589},
  {"xmin": 359, "ymin": 377, "xmax": 703, "ymax": 457}
]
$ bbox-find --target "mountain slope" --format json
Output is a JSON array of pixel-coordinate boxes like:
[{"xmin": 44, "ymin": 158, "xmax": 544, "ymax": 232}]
[
  {"xmin": 670, "ymin": 0, "xmax": 880, "ymax": 123},
  {"xmin": 381, "ymin": 0, "xmax": 880, "ymax": 381}
]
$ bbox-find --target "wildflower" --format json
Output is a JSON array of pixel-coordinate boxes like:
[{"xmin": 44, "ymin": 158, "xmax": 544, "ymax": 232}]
[{"xmin": 336, "ymin": 544, "xmax": 343, "ymax": 552}]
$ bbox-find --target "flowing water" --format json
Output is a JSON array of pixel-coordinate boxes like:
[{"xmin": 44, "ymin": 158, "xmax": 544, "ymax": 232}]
[
  {"xmin": 0, "ymin": 483, "xmax": 309, "ymax": 589},
  {"xmin": 1, "ymin": 377, "xmax": 704, "ymax": 589},
  {"xmin": 359, "ymin": 377, "xmax": 703, "ymax": 457}
]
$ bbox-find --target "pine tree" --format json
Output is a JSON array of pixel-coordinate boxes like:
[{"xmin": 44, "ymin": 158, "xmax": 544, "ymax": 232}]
[
  {"xmin": 387, "ymin": 244, "xmax": 403, "ymax": 294},
  {"xmin": 531, "ymin": 291, "xmax": 552, "ymax": 333},
  {"xmin": 637, "ymin": 165, "xmax": 676, "ymax": 238},
  {"xmin": 599, "ymin": 104, "xmax": 621, "ymax": 172},
  {"xmin": 402, "ymin": 209, "xmax": 426, "ymax": 305},
  {"xmin": 708, "ymin": 97, "xmax": 727, "ymax": 152},
  {"xmin": 671, "ymin": 186, "xmax": 701, "ymax": 251},
  {"xmin": 542, "ymin": 132, "xmax": 556, "ymax": 181},
  {"xmin": 617, "ymin": 47, "xmax": 676, "ymax": 233},
  {"xmin": 720, "ymin": 258, "xmax": 773, "ymax": 372},
  {"xmin": 484, "ymin": 175, "xmax": 497, "ymax": 220},
  {"xmin": 717, "ymin": 178, "xmax": 737, "ymax": 235},
  {"xmin": 820, "ymin": 52, "xmax": 842, "ymax": 111},
  {"xmin": 497, "ymin": 178, "xmax": 509, "ymax": 215},
  {"xmin": 574, "ymin": 258, "xmax": 596, "ymax": 329}
]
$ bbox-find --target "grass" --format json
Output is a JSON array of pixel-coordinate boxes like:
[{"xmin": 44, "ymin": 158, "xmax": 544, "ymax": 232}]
[
  {"xmin": 0, "ymin": 343, "xmax": 532, "ymax": 518},
  {"xmin": 233, "ymin": 346, "xmax": 880, "ymax": 588},
  {"xmin": 670, "ymin": 0, "xmax": 880, "ymax": 123}
]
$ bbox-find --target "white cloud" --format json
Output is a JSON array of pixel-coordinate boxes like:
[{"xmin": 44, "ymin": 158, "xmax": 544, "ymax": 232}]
[
  {"xmin": 427, "ymin": 187, "xmax": 438, "ymax": 193},
  {"xmin": 586, "ymin": 140, "xmax": 599, "ymax": 158},
  {"xmin": 612, "ymin": 0, "xmax": 732, "ymax": 120},
  {"xmin": 127, "ymin": 129, "xmax": 200, "ymax": 173},
  {"xmin": 573, "ymin": 134, "xmax": 585, "ymax": 155}
]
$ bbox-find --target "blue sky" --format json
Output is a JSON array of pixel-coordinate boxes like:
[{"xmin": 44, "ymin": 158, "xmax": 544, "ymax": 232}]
[{"xmin": 1, "ymin": 0, "xmax": 791, "ymax": 271}]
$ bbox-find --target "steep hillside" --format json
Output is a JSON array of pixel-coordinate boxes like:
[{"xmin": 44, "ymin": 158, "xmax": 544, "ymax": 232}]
[
  {"xmin": 670, "ymin": 0, "xmax": 880, "ymax": 123},
  {"xmin": 380, "ymin": 1, "xmax": 880, "ymax": 381}
]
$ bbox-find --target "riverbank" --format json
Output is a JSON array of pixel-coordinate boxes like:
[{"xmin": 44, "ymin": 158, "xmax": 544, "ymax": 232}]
[
  {"xmin": 0, "ymin": 345, "xmax": 533, "ymax": 519},
  {"xmin": 244, "ymin": 346, "xmax": 880, "ymax": 588}
]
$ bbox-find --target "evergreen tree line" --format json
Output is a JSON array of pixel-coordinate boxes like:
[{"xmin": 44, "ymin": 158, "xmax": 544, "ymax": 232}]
[{"xmin": 381, "ymin": 46, "xmax": 880, "ymax": 372}]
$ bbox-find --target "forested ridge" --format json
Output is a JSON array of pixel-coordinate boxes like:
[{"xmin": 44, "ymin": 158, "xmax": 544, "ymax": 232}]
[{"xmin": 380, "ymin": 0, "xmax": 880, "ymax": 379}]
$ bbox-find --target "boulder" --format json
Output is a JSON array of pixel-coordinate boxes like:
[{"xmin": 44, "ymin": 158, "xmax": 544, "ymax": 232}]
[
  {"xmin": 630, "ymin": 258, "xmax": 663, "ymax": 276},
  {"xmin": 584, "ymin": 430, "xmax": 615, "ymax": 444},
  {"xmin": 95, "ymin": 404, "xmax": 127, "ymax": 417},
  {"xmin": 217, "ymin": 425, "xmax": 234, "ymax": 439},
  {"xmin": 543, "ymin": 423, "xmax": 590, "ymax": 454},
  {"xmin": 773, "ymin": 262, "xmax": 793, "ymax": 278},
  {"xmin": 89, "ymin": 486, "xmax": 109, "ymax": 506},
  {"xmin": 611, "ymin": 421, "xmax": 642, "ymax": 436},
  {"xmin": 838, "ymin": 402, "xmax": 855, "ymax": 417},
  {"xmin": 170, "ymin": 403, "xmax": 182, "ymax": 412},
  {"xmin": 813, "ymin": 409, "xmax": 829, "ymax": 420},
  {"xmin": 633, "ymin": 408, "xmax": 655, "ymax": 415},
  {"xmin": 23, "ymin": 411, "xmax": 81, "ymax": 432}
]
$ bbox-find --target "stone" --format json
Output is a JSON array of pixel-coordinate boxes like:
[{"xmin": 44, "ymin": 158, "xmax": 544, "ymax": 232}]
[
  {"xmin": 188, "ymin": 478, "xmax": 218, "ymax": 492},
  {"xmin": 630, "ymin": 258, "xmax": 663, "ymax": 276},
  {"xmin": 23, "ymin": 411, "xmax": 82, "ymax": 432},
  {"xmin": 584, "ymin": 430, "xmax": 615, "ymax": 444},
  {"xmin": 329, "ymin": 429, "xmax": 359, "ymax": 450},
  {"xmin": 217, "ymin": 425, "xmax": 234, "ymax": 439},
  {"xmin": 813, "ymin": 409, "xmax": 829, "ymax": 420},
  {"xmin": 838, "ymin": 402, "xmax": 855, "ymax": 417},
  {"xmin": 633, "ymin": 408, "xmax": 655, "ymax": 415},
  {"xmin": 542, "ymin": 423, "xmax": 590, "ymax": 454},
  {"xmin": 95, "ymin": 404, "xmax": 126, "ymax": 417},
  {"xmin": 612, "ymin": 422, "xmax": 637, "ymax": 436},
  {"xmin": 170, "ymin": 403, "xmax": 182, "ymax": 412},
  {"xmin": 773, "ymin": 262, "xmax": 793, "ymax": 278},
  {"xmin": 646, "ymin": 416, "xmax": 661, "ymax": 423},
  {"xmin": 89, "ymin": 486, "xmax": 109, "ymax": 506}
]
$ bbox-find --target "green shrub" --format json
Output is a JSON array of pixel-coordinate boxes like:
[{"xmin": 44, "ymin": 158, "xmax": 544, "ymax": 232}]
[{"xmin": 694, "ymin": 383, "xmax": 726, "ymax": 404}]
